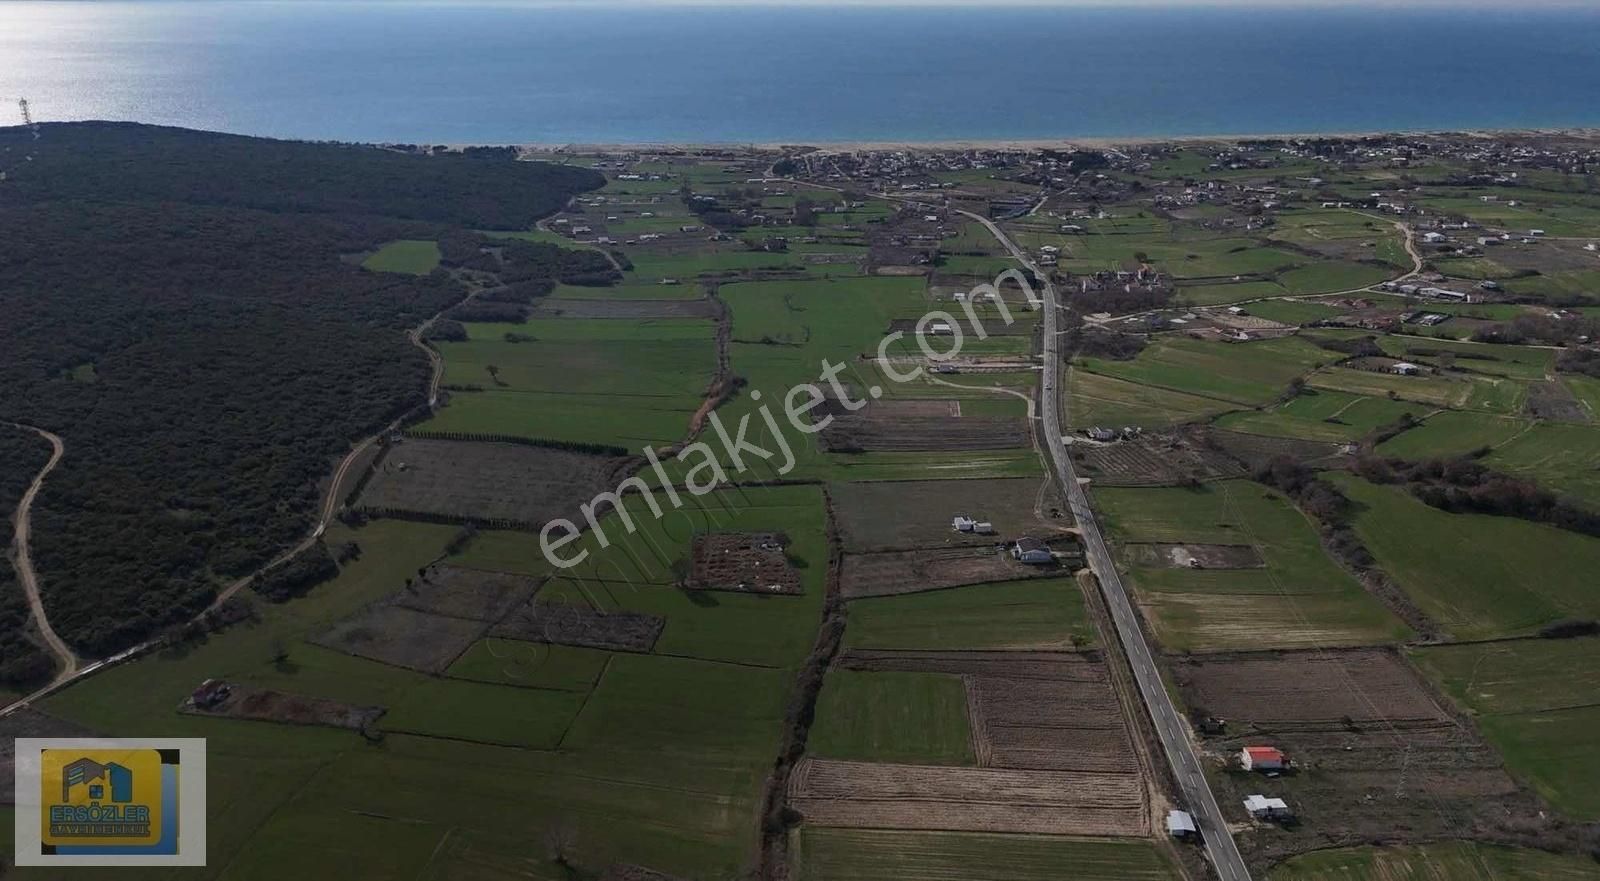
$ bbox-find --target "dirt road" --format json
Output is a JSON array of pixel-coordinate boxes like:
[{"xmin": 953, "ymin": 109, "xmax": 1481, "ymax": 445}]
[
  {"xmin": 0, "ymin": 299, "xmax": 457, "ymax": 718},
  {"xmin": 5, "ymin": 423, "xmax": 77, "ymax": 681}
]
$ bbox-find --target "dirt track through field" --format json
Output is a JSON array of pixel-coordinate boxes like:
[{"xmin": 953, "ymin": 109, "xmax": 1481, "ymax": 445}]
[
  {"xmin": 4, "ymin": 423, "xmax": 77, "ymax": 681},
  {"xmin": 0, "ymin": 279, "xmax": 474, "ymax": 718}
]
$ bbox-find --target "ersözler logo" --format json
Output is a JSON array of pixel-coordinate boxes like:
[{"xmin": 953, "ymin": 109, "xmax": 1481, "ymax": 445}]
[{"xmin": 14, "ymin": 738, "xmax": 206, "ymax": 867}]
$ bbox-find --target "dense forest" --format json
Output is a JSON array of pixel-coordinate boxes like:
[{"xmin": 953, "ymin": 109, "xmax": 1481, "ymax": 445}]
[
  {"xmin": 0, "ymin": 122, "xmax": 604, "ymax": 656},
  {"xmin": 0, "ymin": 425, "xmax": 55, "ymax": 687}
]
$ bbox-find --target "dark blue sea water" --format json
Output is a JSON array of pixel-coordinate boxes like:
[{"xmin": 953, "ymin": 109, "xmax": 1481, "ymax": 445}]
[{"xmin": 3, "ymin": 2, "xmax": 1599, "ymax": 144}]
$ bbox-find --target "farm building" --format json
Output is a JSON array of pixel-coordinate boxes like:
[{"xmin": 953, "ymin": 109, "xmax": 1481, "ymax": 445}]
[
  {"xmin": 1391, "ymin": 362, "xmax": 1421, "ymax": 376},
  {"xmin": 952, "ymin": 515, "xmax": 975, "ymax": 532},
  {"xmin": 1012, "ymin": 537, "xmax": 1053, "ymax": 565},
  {"xmin": 1240, "ymin": 745, "xmax": 1286, "ymax": 771},
  {"xmin": 1243, "ymin": 794, "xmax": 1292, "ymax": 821},
  {"xmin": 1166, "ymin": 809, "xmax": 1197, "ymax": 839}
]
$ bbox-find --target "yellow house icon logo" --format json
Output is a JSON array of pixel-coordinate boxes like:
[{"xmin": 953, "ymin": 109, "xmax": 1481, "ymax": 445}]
[{"xmin": 40, "ymin": 749, "xmax": 164, "ymax": 849}]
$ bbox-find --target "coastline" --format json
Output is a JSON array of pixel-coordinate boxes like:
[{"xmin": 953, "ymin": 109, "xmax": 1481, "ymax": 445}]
[{"xmin": 509, "ymin": 127, "xmax": 1600, "ymax": 153}]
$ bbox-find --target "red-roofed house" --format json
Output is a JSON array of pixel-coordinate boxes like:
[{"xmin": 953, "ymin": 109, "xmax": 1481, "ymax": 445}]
[{"xmin": 1240, "ymin": 746, "xmax": 1285, "ymax": 772}]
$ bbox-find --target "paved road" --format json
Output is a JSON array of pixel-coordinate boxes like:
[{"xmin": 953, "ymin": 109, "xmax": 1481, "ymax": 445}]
[
  {"xmin": 5, "ymin": 423, "xmax": 78, "ymax": 681},
  {"xmin": 961, "ymin": 209, "xmax": 1254, "ymax": 881}
]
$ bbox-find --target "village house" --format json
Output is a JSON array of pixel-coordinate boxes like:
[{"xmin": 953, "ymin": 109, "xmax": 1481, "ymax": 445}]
[
  {"xmin": 1011, "ymin": 537, "xmax": 1053, "ymax": 565},
  {"xmin": 1244, "ymin": 794, "xmax": 1293, "ymax": 822},
  {"xmin": 1240, "ymin": 745, "xmax": 1286, "ymax": 771}
]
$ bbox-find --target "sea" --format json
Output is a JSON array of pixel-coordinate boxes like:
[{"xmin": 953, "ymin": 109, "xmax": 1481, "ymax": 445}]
[{"xmin": 3, "ymin": 1, "xmax": 1600, "ymax": 145}]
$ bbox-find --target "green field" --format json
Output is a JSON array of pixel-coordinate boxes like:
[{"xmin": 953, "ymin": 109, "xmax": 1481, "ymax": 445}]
[
  {"xmin": 18, "ymin": 505, "xmax": 821, "ymax": 880},
  {"xmin": 1215, "ymin": 388, "xmax": 1422, "ymax": 442},
  {"xmin": 419, "ymin": 316, "xmax": 714, "ymax": 447},
  {"xmin": 362, "ymin": 239, "xmax": 441, "ymax": 274},
  {"xmin": 1412, "ymin": 638, "xmax": 1600, "ymax": 819},
  {"xmin": 1079, "ymin": 335, "xmax": 1329, "ymax": 407},
  {"xmin": 1308, "ymin": 365, "xmax": 1521, "ymax": 412},
  {"xmin": 1095, "ymin": 481, "xmax": 1408, "ymax": 651},
  {"xmin": 1333, "ymin": 475, "xmax": 1600, "ymax": 640},
  {"xmin": 809, "ymin": 669, "xmax": 975, "ymax": 765},
  {"xmin": 1269, "ymin": 841, "xmax": 1600, "ymax": 881},
  {"xmin": 445, "ymin": 639, "xmax": 610, "ymax": 691},
  {"xmin": 794, "ymin": 829, "xmax": 1181, "ymax": 881},
  {"xmin": 1487, "ymin": 422, "xmax": 1600, "ymax": 508},
  {"xmin": 1377, "ymin": 410, "xmax": 1531, "ymax": 459},
  {"xmin": 1065, "ymin": 367, "xmax": 1238, "ymax": 429},
  {"xmin": 843, "ymin": 577, "xmax": 1095, "ymax": 651}
]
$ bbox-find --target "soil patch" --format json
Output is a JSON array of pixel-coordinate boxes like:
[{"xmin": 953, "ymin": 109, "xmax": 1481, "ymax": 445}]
[
  {"xmin": 314, "ymin": 604, "xmax": 488, "ymax": 673},
  {"xmin": 357, "ymin": 439, "xmax": 633, "ymax": 528},
  {"xmin": 395, "ymin": 564, "xmax": 544, "ymax": 621},
  {"xmin": 1121, "ymin": 542, "xmax": 1265, "ymax": 569},
  {"xmin": 180, "ymin": 684, "xmax": 384, "ymax": 731},
  {"xmin": 491, "ymin": 602, "xmax": 664, "ymax": 653},
  {"xmin": 1526, "ymin": 380, "xmax": 1590, "ymax": 422},
  {"xmin": 787, "ymin": 758, "xmax": 1148, "ymax": 837},
  {"xmin": 839, "ymin": 548, "xmax": 1063, "ymax": 599},
  {"xmin": 688, "ymin": 532, "xmax": 802, "ymax": 595}
]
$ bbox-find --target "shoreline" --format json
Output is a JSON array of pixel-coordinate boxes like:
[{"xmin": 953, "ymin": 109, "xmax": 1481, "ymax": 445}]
[{"xmin": 510, "ymin": 126, "xmax": 1600, "ymax": 153}]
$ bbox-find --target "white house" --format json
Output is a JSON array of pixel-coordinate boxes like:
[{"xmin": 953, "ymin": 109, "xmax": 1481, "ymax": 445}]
[
  {"xmin": 1012, "ymin": 538, "xmax": 1053, "ymax": 565},
  {"xmin": 952, "ymin": 516, "xmax": 976, "ymax": 533},
  {"xmin": 1392, "ymin": 362, "xmax": 1421, "ymax": 376}
]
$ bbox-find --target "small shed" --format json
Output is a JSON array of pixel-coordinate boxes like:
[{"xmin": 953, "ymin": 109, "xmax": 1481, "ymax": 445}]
[
  {"xmin": 1240, "ymin": 746, "xmax": 1285, "ymax": 771},
  {"xmin": 1166, "ymin": 809, "xmax": 1198, "ymax": 839},
  {"xmin": 1391, "ymin": 362, "xmax": 1421, "ymax": 376},
  {"xmin": 952, "ymin": 515, "xmax": 976, "ymax": 533}
]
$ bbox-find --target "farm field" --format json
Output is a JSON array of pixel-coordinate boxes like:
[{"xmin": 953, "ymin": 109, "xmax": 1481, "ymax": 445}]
[
  {"xmin": 792, "ymin": 828, "xmax": 1181, "ymax": 881},
  {"xmin": 1172, "ymin": 647, "xmax": 1542, "ymax": 870},
  {"xmin": 1215, "ymin": 389, "xmax": 1421, "ymax": 442},
  {"xmin": 808, "ymin": 669, "xmax": 976, "ymax": 765},
  {"xmin": 1308, "ymin": 365, "xmax": 1522, "ymax": 413},
  {"xmin": 1096, "ymin": 481, "xmax": 1409, "ymax": 650},
  {"xmin": 1332, "ymin": 475, "xmax": 1600, "ymax": 640},
  {"xmin": 843, "ymin": 577, "xmax": 1095, "ymax": 651},
  {"xmin": 1269, "ymin": 842, "xmax": 1600, "ymax": 881},
  {"xmin": 1377, "ymin": 409, "xmax": 1532, "ymax": 459},
  {"xmin": 1065, "ymin": 367, "xmax": 1237, "ymax": 429},
  {"xmin": 27, "ymin": 141, "xmax": 1600, "ymax": 881},
  {"xmin": 1411, "ymin": 637, "xmax": 1600, "ymax": 819},
  {"xmin": 1078, "ymin": 335, "xmax": 1329, "ymax": 407},
  {"xmin": 828, "ymin": 476, "xmax": 1067, "ymax": 552},
  {"xmin": 1486, "ymin": 422, "xmax": 1600, "ymax": 508}
]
